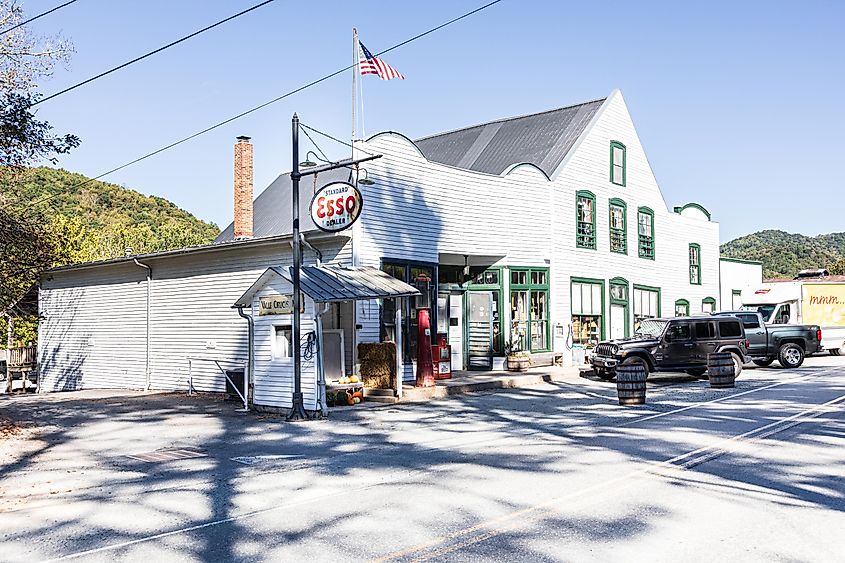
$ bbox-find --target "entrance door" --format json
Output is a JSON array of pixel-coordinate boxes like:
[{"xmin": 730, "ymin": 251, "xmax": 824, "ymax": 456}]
[
  {"xmin": 610, "ymin": 305, "xmax": 626, "ymax": 340},
  {"xmin": 466, "ymin": 292, "xmax": 494, "ymax": 370},
  {"xmin": 448, "ymin": 293, "xmax": 464, "ymax": 369}
]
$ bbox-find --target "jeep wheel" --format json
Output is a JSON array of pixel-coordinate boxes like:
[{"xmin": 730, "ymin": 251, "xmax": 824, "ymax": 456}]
[
  {"xmin": 594, "ymin": 368, "xmax": 615, "ymax": 381},
  {"xmin": 685, "ymin": 368, "xmax": 707, "ymax": 378},
  {"xmin": 621, "ymin": 356, "xmax": 649, "ymax": 375},
  {"xmin": 752, "ymin": 358, "xmax": 774, "ymax": 367},
  {"xmin": 778, "ymin": 343, "xmax": 805, "ymax": 369},
  {"xmin": 730, "ymin": 353, "xmax": 743, "ymax": 378}
]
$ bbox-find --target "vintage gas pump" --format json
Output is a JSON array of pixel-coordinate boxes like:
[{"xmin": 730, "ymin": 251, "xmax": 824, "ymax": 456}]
[{"xmin": 414, "ymin": 273, "xmax": 435, "ymax": 387}]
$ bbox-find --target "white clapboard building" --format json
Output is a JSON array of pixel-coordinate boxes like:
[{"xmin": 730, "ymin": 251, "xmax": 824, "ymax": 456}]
[{"xmin": 38, "ymin": 89, "xmax": 749, "ymax": 409}]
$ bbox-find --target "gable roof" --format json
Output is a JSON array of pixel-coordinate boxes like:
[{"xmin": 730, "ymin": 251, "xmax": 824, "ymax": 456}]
[
  {"xmin": 414, "ymin": 97, "xmax": 606, "ymax": 178},
  {"xmin": 216, "ymin": 167, "xmax": 349, "ymax": 243}
]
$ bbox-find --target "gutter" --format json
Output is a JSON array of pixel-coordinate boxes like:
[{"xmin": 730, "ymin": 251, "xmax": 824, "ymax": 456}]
[
  {"xmin": 133, "ymin": 258, "xmax": 152, "ymax": 390},
  {"xmin": 235, "ymin": 305, "xmax": 254, "ymax": 408}
]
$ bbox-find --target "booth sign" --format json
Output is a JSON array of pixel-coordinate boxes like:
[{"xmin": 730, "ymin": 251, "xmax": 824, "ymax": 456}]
[
  {"xmin": 259, "ymin": 294, "xmax": 304, "ymax": 315},
  {"xmin": 309, "ymin": 181, "xmax": 363, "ymax": 233}
]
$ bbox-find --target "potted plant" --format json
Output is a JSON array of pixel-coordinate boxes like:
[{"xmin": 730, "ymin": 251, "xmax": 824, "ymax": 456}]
[{"xmin": 505, "ymin": 336, "xmax": 530, "ymax": 372}]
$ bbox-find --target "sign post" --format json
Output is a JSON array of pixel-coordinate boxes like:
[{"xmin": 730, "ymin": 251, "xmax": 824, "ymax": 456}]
[{"xmin": 285, "ymin": 114, "xmax": 381, "ymax": 422}]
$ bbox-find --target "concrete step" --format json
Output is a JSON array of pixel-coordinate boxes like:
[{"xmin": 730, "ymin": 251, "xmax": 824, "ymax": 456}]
[{"xmin": 363, "ymin": 387, "xmax": 398, "ymax": 404}]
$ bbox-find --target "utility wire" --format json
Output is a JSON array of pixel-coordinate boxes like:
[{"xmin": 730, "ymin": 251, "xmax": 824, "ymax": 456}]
[
  {"xmin": 33, "ymin": 0, "xmax": 278, "ymax": 106},
  {"xmin": 22, "ymin": 0, "xmax": 504, "ymax": 212},
  {"xmin": 0, "ymin": 0, "xmax": 79, "ymax": 36}
]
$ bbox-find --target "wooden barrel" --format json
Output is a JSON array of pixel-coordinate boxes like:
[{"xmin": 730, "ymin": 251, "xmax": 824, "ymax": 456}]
[
  {"xmin": 707, "ymin": 352, "xmax": 735, "ymax": 388},
  {"xmin": 616, "ymin": 363, "xmax": 647, "ymax": 405}
]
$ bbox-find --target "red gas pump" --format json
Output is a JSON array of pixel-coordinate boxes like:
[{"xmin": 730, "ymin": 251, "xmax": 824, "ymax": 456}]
[{"xmin": 414, "ymin": 273, "xmax": 435, "ymax": 387}]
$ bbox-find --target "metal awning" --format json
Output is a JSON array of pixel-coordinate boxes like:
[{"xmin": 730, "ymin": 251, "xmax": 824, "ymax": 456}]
[{"xmin": 232, "ymin": 265, "xmax": 419, "ymax": 308}]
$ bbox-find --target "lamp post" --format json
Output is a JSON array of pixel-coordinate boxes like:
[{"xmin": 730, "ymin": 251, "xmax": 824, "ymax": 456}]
[{"xmin": 285, "ymin": 113, "xmax": 382, "ymax": 421}]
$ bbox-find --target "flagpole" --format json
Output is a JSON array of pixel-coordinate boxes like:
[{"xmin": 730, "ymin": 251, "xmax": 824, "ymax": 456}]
[{"xmin": 352, "ymin": 27, "xmax": 357, "ymax": 161}]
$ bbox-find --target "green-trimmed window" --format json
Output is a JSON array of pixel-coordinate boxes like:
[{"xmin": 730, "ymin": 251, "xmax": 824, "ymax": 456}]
[
  {"xmin": 610, "ymin": 141, "xmax": 626, "ymax": 186},
  {"xmin": 576, "ymin": 191, "xmax": 596, "ymax": 249},
  {"xmin": 510, "ymin": 268, "xmax": 550, "ymax": 352},
  {"xmin": 633, "ymin": 285, "xmax": 660, "ymax": 331},
  {"xmin": 637, "ymin": 207, "xmax": 655, "ymax": 259},
  {"xmin": 689, "ymin": 244, "xmax": 701, "ymax": 285},
  {"xmin": 571, "ymin": 278, "xmax": 605, "ymax": 345},
  {"xmin": 702, "ymin": 297, "xmax": 716, "ymax": 314},
  {"xmin": 675, "ymin": 299, "xmax": 690, "ymax": 317},
  {"xmin": 609, "ymin": 198, "xmax": 627, "ymax": 254},
  {"xmin": 468, "ymin": 268, "xmax": 504, "ymax": 355}
]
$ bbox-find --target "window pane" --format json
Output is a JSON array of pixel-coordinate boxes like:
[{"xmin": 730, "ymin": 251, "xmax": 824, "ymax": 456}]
[
  {"xmin": 571, "ymin": 283, "xmax": 583, "ymax": 315},
  {"xmin": 694, "ymin": 322, "xmax": 715, "ymax": 339},
  {"xmin": 610, "ymin": 206, "xmax": 624, "ymax": 229},
  {"xmin": 668, "ymin": 323, "xmax": 690, "ymax": 340},
  {"xmin": 274, "ymin": 326, "xmax": 292, "ymax": 358},
  {"xmin": 591, "ymin": 284, "xmax": 602, "ymax": 315},
  {"xmin": 719, "ymin": 321, "xmax": 742, "ymax": 338},
  {"xmin": 613, "ymin": 146, "xmax": 624, "ymax": 164},
  {"xmin": 485, "ymin": 270, "xmax": 498, "ymax": 285},
  {"xmin": 612, "ymin": 165, "xmax": 623, "ymax": 185},
  {"xmin": 510, "ymin": 291, "xmax": 529, "ymax": 352}
]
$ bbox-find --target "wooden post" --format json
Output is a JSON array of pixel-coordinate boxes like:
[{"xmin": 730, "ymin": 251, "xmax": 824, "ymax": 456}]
[{"xmin": 4, "ymin": 314, "xmax": 12, "ymax": 394}]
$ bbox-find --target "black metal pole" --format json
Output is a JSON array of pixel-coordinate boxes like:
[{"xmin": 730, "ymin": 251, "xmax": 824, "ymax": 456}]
[{"xmin": 287, "ymin": 113, "xmax": 307, "ymax": 421}]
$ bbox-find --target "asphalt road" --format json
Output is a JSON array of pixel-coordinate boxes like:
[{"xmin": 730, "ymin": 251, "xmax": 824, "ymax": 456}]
[{"xmin": 1, "ymin": 356, "xmax": 844, "ymax": 562}]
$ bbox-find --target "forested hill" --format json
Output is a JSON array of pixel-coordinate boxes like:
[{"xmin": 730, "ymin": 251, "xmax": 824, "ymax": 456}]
[
  {"xmin": 13, "ymin": 167, "xmax": 220, "ymax": 261},
  {"xmin": 720, "ymin": 229, "xmax": 845, "ymax": 279}
]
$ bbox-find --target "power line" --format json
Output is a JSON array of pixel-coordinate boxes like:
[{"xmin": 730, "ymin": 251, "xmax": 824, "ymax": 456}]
[
  {"xmin": 0, "ymin": 0, "xmax": 79, "ymax": 36},
  {"xmin": 22, "ymin": 0, "xmax": 504, "ymax": 212},
  {"xmin": 33, "ymin": 0, "xmax": 278, "ymax": 106}
]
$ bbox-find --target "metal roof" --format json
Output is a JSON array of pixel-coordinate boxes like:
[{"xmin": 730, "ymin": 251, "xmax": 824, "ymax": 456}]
[
  {"xmin": 216, "ymin": 167, "xmax": 349, "ymax": 243},
  {"xmin": 414, "ymin": 97, "xmax": 606, "ymax": 178},
  {"xmin": 232, "ymin": 265, "xmax": 419, "ymax": 307}
]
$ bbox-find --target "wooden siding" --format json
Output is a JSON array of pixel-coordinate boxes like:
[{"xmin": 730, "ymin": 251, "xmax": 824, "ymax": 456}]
[
  {"xmin": 251, "ymin": 276, "xmax": 318, "ymax": 410},
  {"xmin": 39, "ymin": 262, "xmax": 148, "ymax": 391},
  {"xmin": 39, "ymin": 237, "xmax": 352, "ymax": 393}
]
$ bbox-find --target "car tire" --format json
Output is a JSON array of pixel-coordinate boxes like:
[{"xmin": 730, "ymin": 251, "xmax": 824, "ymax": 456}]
[
  {"xmin": 752, "ymin": 358, "xmax": 775, "ymax": 367},
  {"xmin": 621, "ymin": 356, "xmax": 650, "ymax": 375},
  {"xmin": 777, "ymin": 343, "xmax": 805, "ymax": 369},
  {"xmin": 594, "ymin": 368, "xmax": 615, "ymax": 381},
  {"xmin": 685, "ymin": 368, "xmax": 707, "ymax": 378},
  {"xmin": 730, "ymin": 352, "xmax": 743, "ymax": 378}
]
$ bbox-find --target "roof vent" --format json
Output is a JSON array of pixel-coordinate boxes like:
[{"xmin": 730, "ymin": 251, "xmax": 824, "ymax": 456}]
[{"xmin": 795, "ymin": 268, "xmax": 829, "ymax": 279}]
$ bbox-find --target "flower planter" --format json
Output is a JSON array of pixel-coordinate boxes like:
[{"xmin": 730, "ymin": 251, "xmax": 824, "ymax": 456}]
[{"xmin": 507, "ymin": 356, "xmax": 530, "ymax": 372}]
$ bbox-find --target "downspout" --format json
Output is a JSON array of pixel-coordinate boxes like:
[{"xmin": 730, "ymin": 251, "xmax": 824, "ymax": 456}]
[
  {"xmin": 315, "ymin": 302, "xmax": 331, "ymax": 417},
  {"xmin": 300, "ymin": 235, "xmax": 322, "ymax": 266},
  {"xmin": 133, "ymin": 258, "xmax": 152, "ymax": 390},
  {"xmin": 235, "ymin": 305, "xmax": 254, "ymax": 408}
]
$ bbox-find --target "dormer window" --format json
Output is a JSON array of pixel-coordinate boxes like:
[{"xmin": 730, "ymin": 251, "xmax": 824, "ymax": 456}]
[{"xmin": 610, "ymin": 141, "xmax": 626, "ymax": 186}]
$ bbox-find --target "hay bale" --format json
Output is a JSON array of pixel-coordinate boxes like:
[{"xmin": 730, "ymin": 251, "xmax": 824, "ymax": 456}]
[{"xmin": 358, "ymin": 342, "xmax": 396, "ymax": 389}]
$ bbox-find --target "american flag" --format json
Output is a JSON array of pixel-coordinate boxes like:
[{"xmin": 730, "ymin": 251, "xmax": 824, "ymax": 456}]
[{"xmin": 358, "ymin": 40, "xmax": 404, "ymax": 80}]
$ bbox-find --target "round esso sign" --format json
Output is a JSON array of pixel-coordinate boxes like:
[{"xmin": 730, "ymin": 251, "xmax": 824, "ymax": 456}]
[{"xmin": 309, "ymin": 181, "xmax": 363, "ymax": 233}]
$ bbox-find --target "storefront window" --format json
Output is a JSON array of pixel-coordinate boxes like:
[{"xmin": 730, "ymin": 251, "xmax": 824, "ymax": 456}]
[
  {"xmin": 571, "ymin": 279, "xmax": 604, "ymax": 345},
  {"xmin": 468, "ymin": 268, "xmax": 504, "ymax": 355},
  {"xmin": 510, "ymin": 268, "xmax": 550, "ymax": 352},
  {"xmin": 380, "ymin": 261, "xmax": 437, "ymax": 363},
  {"xmin": 633, "ymin": 286, "xmax": 660, "ymax": 331}
]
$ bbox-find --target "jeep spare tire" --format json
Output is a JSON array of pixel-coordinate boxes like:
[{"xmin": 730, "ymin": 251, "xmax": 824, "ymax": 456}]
[
  {"xmin": 778, "ymin": 343, "xmax": 805, "ymax": 368},
  {"xmin": 730, "ymin": 352, "xmax": 743, "ymax": 378}
]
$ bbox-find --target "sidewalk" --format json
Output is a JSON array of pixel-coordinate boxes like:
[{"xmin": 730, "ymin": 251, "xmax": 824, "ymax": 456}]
[{"xmin": 395, "ymin": 364, "xmax": 592, "ymax": 403}]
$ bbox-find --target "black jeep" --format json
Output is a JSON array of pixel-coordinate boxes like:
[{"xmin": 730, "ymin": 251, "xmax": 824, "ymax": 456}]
[{"xmin": 590, "ymin": 316, "xmax": 750, "ymax": 380}]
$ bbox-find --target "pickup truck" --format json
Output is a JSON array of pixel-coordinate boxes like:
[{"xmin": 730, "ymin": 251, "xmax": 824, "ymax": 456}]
[{"xmin": 711, "ymin": 311, "xmax": 822, "ymax": 368}]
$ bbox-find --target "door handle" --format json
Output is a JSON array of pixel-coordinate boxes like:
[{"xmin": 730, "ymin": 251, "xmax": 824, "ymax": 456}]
[{"xmin": 684, "ymin": 343, "xmax": 694, "ymax": 348}]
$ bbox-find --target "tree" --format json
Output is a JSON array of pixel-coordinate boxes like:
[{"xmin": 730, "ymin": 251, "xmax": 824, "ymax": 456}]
[
  {"xmin": 829, "ymin": 259, "xmax": 845, "ymax": 276},
  {"xmin": 1, "ymin": 0, "xmax": 78, "ymax": 347}
]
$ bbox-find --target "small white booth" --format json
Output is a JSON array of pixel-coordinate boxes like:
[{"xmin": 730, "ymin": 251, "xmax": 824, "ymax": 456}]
[{"xmin": 232, "ymin": 265, "xmax": 419, "ymax": 414}]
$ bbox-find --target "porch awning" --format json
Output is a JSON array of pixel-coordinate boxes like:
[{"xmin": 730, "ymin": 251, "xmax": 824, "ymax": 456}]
[{"xmin": 232, "ymin": 265, "xmax": 420, "ymax": 308}]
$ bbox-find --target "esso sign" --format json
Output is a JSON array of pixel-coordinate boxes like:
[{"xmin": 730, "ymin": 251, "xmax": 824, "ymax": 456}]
[{"xmin": 309, "ymin": 181, "xmax": 363, "ymax": 233}]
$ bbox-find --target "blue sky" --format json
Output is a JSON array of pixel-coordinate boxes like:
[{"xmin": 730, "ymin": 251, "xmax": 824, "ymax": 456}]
[{"xmin": 26, "ymin": 0, "xmax": 844, "ymax": 241}]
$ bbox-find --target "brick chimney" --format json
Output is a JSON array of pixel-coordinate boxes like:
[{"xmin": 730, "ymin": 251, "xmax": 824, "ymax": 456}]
[{"xmin": 233, "ymin": 136, "xmax": 254, "ymax": 240}]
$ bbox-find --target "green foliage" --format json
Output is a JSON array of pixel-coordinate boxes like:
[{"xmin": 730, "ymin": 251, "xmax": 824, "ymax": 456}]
[
  {"xmin": 2, "ymin": 167, "xmax": 219, "ymax": 347},
  {"xmin": 721, "ymin": 229, "xmax": 845, "ymax": 279}
]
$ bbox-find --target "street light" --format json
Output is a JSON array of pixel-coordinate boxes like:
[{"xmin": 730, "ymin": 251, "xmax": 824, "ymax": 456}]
[
  {"xmin": 357, "ymin": 168, "xmax": 375, "ymax": 185},
  {"xmin": 286, "ymin": 113, "xmax": 382, "ymax": 422},
  {"xmin": 299, "ymin": 151, "xmax": 319, "ymax": 168}
]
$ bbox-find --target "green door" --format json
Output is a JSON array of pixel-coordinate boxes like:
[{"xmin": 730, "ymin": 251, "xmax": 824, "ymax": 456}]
[{"xmin": 466, "ymin": 291, "xmax": 494, "ymax": 370}]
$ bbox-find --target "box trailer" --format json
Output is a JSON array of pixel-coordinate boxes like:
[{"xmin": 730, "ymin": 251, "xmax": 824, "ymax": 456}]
[{"xmin": 741, "ymin": 272, "xmax": 845, "ymax": 355}]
